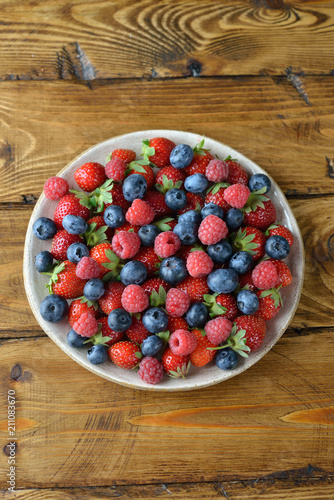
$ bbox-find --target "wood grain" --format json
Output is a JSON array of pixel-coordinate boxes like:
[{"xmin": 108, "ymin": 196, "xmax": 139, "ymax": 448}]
[
  {"xmin": 0, "ymin": 0, "xmax": 334, "ymax": 80},
  {"xmin": 0, "ymin": 331, "xmax": 333, "ymax": 488},
  {"xmin": 1, "ymin": 77, "xmax": 334, "ymax": 203}
]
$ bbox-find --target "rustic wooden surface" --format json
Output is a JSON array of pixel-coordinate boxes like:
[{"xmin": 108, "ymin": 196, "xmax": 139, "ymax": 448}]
[{"xmin": 1, "ymin": 0, "xmax": 334, "ymax": 498}]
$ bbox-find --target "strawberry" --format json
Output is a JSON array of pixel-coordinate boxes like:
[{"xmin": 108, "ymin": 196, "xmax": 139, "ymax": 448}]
[
  {"xmin": 85, "ymin": 216, "xmax": 113, "ymax": 246},
  {"xmin": 98, "ymin": 281, "xmax": 125, "ymax": 315},
  {"xmin": 126, "ymin": 316, "xmax": 150, "ymax": 344},
  {"xmin": 144, "ymin": 190, "xmax": 172, "ymax": 218},
  {"xmin": 254, "ymin": 288, "xmax": 282, "ymax": 321},
  {"xmin": 238, "ymin": 270, "xmax": 258, "ymax": 292},
  {"xmin": 53, "ymin": 193, "xmax": 90, "ymax": 229},
  {"xmin": 177, "ymin": 276, "xmax": 209, "ymax": 302},
  {"xmin": 47, "ymin": 261, "xmax": 86, "ymax": 299},
  {"xmin": 205, "ymin": 185, "xmax": 231, "ymax": 214},
  {"xmin": 103, "ymin": 183, "xmax": 130, "ymax": 214},
  {"xmin": 68, "ymin": 299, "xmax": 99, "ymax": 327},
  {"xmin": 74, "ymin": 162, "xmax": 106, "ymax": 192},
  {"xmin": 155, "ymin": 166, "xmax": 186, "ymax": 192},
  {"xmin": 135, "ymin": 247, "xmax": 161, "ymax": 276},
  {"xmin": 111, "ymin": 149, "xmax": 136, "ymax": 164},
  {"xmin": 162, "ymin": 347, "xmax": 190, "ymax": 377},
  {"xmin": 235, "ymin": 316, "xmax": 266, "ymax": 351},
  {"xmin": 226, "ymin": 160, "xmax": 248, "ymax": 185},
  {"xmin": 189, "ymin": 329, "xmax": 216, "ymax": 367},
  {"xmin": 142, "ymin": 277, "xmax": 170, "ymax": 297},
  {"xmin": 97, "ymin": 316, "xmax": 124, "ymax": 346},
  {"xmin": 176, "ymin": 244, "xmax": 203, "ymax": 262},
  {"xmin": 203, "ymin": 293, "xmax": 238, "ymax": 321},
  {"xmin": 168, "ymin": 316, "xmax": 188, "ymax": 333},
  {"xmin": 178, "ymin": 192, "xmax": 204, "ymax": 215},
  {"xmin": 126, "ymin": 163, "xmax": 155, "ymax": 190},
  {"xmin": 114, "ymin": 222, "xmax": 140, "ymax": 234},
  {"xmin": 108, "ymin": 341, "xmax": 142, "ymax": 369},
  {"xmin": 243, "ymin": 194, "xmax": 276, "ymax": 231},
  {"xmin": 184, "ymin": 140, "xmax": 215, "ymax": 176},
  {"xmin": 90, "ymin": 242, "xmax": 121, "ymax": 278},
  {"xmin": 231, "ymin": 226, "xmax": 266, "ymax": 262},
  {"xmin": 266, "ymin": 224, "xmax": 294, "ymax": 247},
  {"xmin": 50, "ymin": 230, "xmax": 82, "ymax": 261},
  {"xmin": 146, "ymin": 138, "xmax": 176, "ymax": 168},
  {"xmin": 268, "ymin": 259, "xmax": 292, "ymax": 287}
]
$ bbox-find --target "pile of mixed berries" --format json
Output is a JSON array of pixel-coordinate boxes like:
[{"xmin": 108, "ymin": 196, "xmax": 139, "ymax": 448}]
[{"xmin": 33, "ymin": 136, "xmax": 293, "ymax": 385}]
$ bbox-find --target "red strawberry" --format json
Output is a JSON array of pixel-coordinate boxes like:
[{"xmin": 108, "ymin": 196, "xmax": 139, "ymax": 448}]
[
  {"xmin": 243, "ymin": 195, "xmax": 276, "ymax": 231},
  {"xmin": 254, "ymin": 288, "xmax": 282, "ymax": 321},
  {"xmin": 168, "ymin": 316, "xmax": 188, "ymax": 333},
  {"xmin": 68, "ymin": 299, "xmax": 99, "ymax": 327},
  {"xmin": 114, "ymin": 222, "xmax": 140, "ymax": 234},
  {"xmin": 185, "ymin": 151, "xmax": 214, "ymax": 176},
  {"xmin": 176, "ymin": 244, "xmax": 204, "ymax": 262},
  {"xmin": 90, "ymin": 242, "xmax": 120, "ymax": 278},
  {"xmin": 111, "ymin": 149, "xmax": 136, "ymax": 164},
  {"xmin": 126, "ymin": 316, "xmax": 150, "ymax": 344},
  {"xmin": 178, "ymin": 192, "xmax": 204, "ymax": 215},
  {"xmin": 74, "ymin": 162, "xmax": 106, "ymax": 192},
  {"xmin": 177, "ymin": 276, "xmax": 209, "ymax": 302},
  {"xmin": 203, "ymin": 293, "xmax": 238, "ymax": 321},
  {"xmin": 126, "ymin": 163, "xmax": 155, "ymax": 190},
  {"xmin": 155, "ymin": 166, "xmax": 186, "ymax": 192},
  {"xmin": 135, "ymin": 247, "xmax": 161, "ymax": 276},
  {"xmin": 54, "ymin": 193, "xmax": 90, "ymax": 229},
  {"xmin": 205, "ymin": 186, "xmax": 231, "ymax": 214},
  {"xmin": 144, "ymin": 190, "xmax": 172, "ymax": 218},
  {"xmin": 98, "ymin": 281, "xmax": 125, "ymax": 315},
  {"xmin": 98, "ymin": 316, "xmax": 124, "ymax": 346},
  {"xmin": 108, "ymin": 341, "xmax": 142, "ymax": 369},
  {"xmin": 268, "ymin": 259, "xmax": 292, "ymax": 287},
  {"xmin": 235, "ymin": 316, "xmax": 266, "ymax": 351},
  {"xmin": 162, "ymin": 347, "xmax": 190, "ymax": 377},
  {"xmin": 226, "ymin": 160, "xmax": 248, "ymax": 185},
  {"xmin": 85, "ymin": 216, "xmax": 113, "ymax": 245},
  {"xmin": 147, "ymin": 137, "xmax": 176, "ymax": 168},
  {"xmin": 189, "ymin": 329, "xmax": 216, "ymax": 367},
  {"xmin": 232, "ymin": 226, "xmax": 266, "ymax": 262},
  {"xmin": 48, "ymin": 260, "xmax": 86, "ymax": 299},
  {"xmin": 142, "ymin": 277, "xmax": 170, "ymax": 297},
  {"xmin": 103, "ymin": 183, "xmax": 130, "ymax": 213},
  {"xmin": 238, "ymin": 270, "xmax": 258, "ymax": 292},
  {"xmin": 51, "ymin": 230, "xmax": 82, "ymax": 261},
  {"xmin": 266, "ymin": 224, "xmax": 294, "ymax": 247}
]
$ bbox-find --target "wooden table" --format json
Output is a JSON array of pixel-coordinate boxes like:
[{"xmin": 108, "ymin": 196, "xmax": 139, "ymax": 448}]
[{"xmin": 1, "ymin": 0, "xmax": 334, "ymax": 498}]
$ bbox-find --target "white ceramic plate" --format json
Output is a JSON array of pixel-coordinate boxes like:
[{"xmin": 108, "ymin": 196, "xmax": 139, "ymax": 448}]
[{"xmin": 23, "ymin": 130, "xmax": 304, "ymax": 391}]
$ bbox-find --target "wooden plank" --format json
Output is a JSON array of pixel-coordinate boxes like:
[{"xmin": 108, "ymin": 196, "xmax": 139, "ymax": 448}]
[
  {"xmin": 1, "ymin": 77, "xmax": 334, "ymax": 203},
  {"xmin": 0, "ymin": 0, "xmax": 334, "ymax": 80},
  {"xmin": 0, "ymin": 331, "xmax": 333, "ymax": 488}
]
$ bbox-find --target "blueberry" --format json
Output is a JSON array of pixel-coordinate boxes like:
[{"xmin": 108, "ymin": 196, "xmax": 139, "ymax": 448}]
[
  {"xmin": 122, "ymin": 174, "xmax": 147, "ymax": 202},
  {"xmin": 170, "ymin": 144, "xmax": 194, "ymax": 169},
  {"xmin": 40, "ymin": 294, "xmax": 69, "ymax": 322},
  {"xmin": 184, "ymin": 173, "xmax": 208, "ymax": 194},
  {"xmin": 207, "ymin": 269, "xmax": 239, "ymax": 294},
  {"xmin": 159, "ymin": 256, "xmax": 187, "ymax": 285},
  {"xmin": 142, "ymin": 307, "xmax": 169, "ymax": 334},
  {"xmin": 207, "ymin": 240, "xmax": 232, "ymax": 264},
  {"xmin": 215, "ymin": 348, "xmax": 239, "ymax": 370},
  {"xmin": 67, "ymin": 242, "xmax": 90, "ymax": 263},
  {"xmin": 141, "ymin": 335, "xmax": 164, "ymax": 356},
  {"xmin": 67, "ymin": 329, "xmax": 87, "ymax": 348},
  {"xmin": 138, "ymin": 224, "xmax": 161, "ymax": 246},
  {"xmin": 229, "ymin": 251, "xmax": 253, "ymax": 274},
  {"xmin": 265, "ymin": 235, "xmax": 290, "ymax": 260},
  {"xmin": 33, "ymin": 217, "xmax": 57, "ymax": 240},
  {"xmin": 103, "ymin": 205, "xmax": 125, "ymax": 228},
  {"xmin": 185, "ymin": 302, "xmax": 208, "ymax": 328},
  {"xmin": 173, "ymin": 222, "xmax": 198, "ymax": 245},
  {"xmin": 120, "ymin": 261, "xmax": 147, "ymax": 285},
  {"xmin": 87, "ymin": 345, "xmax": 108, "ymax": 365},
  {"xmin": 237, "ymin": 290, "xmax": 259, "ymax": 315},
  {"xmin": 225, "ymin": 208, "xmax": 244, "ymax": 231},
  {"xmin": 84, "ymin": 279, "xmax": 105, "ymax": 301},
  {"xmin": 35, "ymin": 251, "xmax": 53, "ymax": 272},
  {"xmin": 249, "ymin": 173, "xmax": 271, "ymax": 193},
  {"xmin": 108, "ymin": 308, "xmax": 132, "ymax": 332},
  {"xmin": 62, "ymin": 214, "xmax": 88, "ymax": 235},
  {"xmin": 165, "ymin": 188, "xmax": 187, "ymax": 210},
  {"xmin": 201, "ymin": 203, "xmax": 224, "ymax": 220},
  {"xmin": 178, "ymin": 210, "xmax": 201, "ymax": 225}
]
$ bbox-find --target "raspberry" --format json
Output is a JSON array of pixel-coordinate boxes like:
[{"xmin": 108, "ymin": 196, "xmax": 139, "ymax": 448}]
[
  {"xmin": 165, "ymin": 288, "xmax": 191, "ymax": 317},
  {"xmin": 44, "ymin": 177, "xmax": 69, "ymax": 200},
  {"xmin": 186, "ymin": 251, "xmax": 214, "ymax": 278},
  {"xmin": 138, "ymin": 357, "xmax": 164, "ymax": 384},
  {"xmin": 198, "ymin": 215, "xmax": 228, "ymax": 245},
  {"xmin": 121, "ymin": 285, "xmax": 149, "ymax": 313},
  {"xmin": 252, "ymin": 261, "xmax": 279, "ymax": 290},
  {"xmin": 205, "ymin": 159, "xmax": 229, "ymax": 182},
  {"xmin": 169, "ymin": 329, "xmax": 197, "ymax": 356},
  {"xmin": 105, "ymin": 157, "xmax": 127, "ymax": 182},
  {"xmin": 76, "ymin": 256, "xmax": 100, "ymax": 279},
  {"xmin": 125, "ymin": 199, "xmax": 155, "ymax": 226},
  {"xmin": 223, "ymin": 184, "xmax": 250, "ymax": 209},
  {"xmin": 112, "ymin": 231, "xmax": 140, "ymax": 259},
  {"xmin": 154, "ymin": 231, "xmax": 181, "ymax": 258},
  {"xmin": 204, "ymin": 317, "xmax": 232, "ymax": 346},
  {"xmin": 73, "ymin": 312, "xmax": 98, "ymax": 337}
]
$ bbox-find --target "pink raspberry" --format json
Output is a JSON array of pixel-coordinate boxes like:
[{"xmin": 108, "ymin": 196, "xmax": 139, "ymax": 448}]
[
  {"xmin": 252, "ymin": 261, "xmax": 279, "ymax": 290},
  {"xmin": 198, "ymin": 215, "xmax": 228, "ymax": 245},
  {"xmin": 121, "ymin": 284, "xmax": 149, "ymax": 313},
  {"xmin": 205, "ymin": 317, "xmax": 232, "ymax": 346},
  {"xmin": 73, "ymin": 312, "xmax": 98, "ymax": 337},
  {"xmin": 138, "ymin": 357, "xmax": 164, "ymax": 384},
  {"xmin": 223, "ymin": 184, "xmax": 250, "ymax": 209},
  {"xmin": 186, "ymin": 251, "xmax": 214, "ymax": 278},
  {"xmin": 112, "ymin": 230, "xmax": 140, "ymax": 259},
  {"xmin": 166, "ymin": 288, "xmax": 191, "ymax": 317},
  {"xmin": 154, "ymin": 231, "xmax": 181, "ymax": 258},
  {"xmin": 44, "ymin": 177, "xmax": 69, "ymax": 200},
  {"xmin": 76, "ymin": 256, "xmax": 100, "ymax": 279},
  {"xmin": 105, "ymin": 157, "xmax": 127, "ymax": 182},
  {"xmin": 125, "ymin": 199, "xmax": 155, "ymax": 226},
  {"xmin": 205, "ymin": 159, "xmax": 229, "ymax": 182},
  {"xmin": 169, "ymin": 329, "xmax": 197, "ymax": 356}
]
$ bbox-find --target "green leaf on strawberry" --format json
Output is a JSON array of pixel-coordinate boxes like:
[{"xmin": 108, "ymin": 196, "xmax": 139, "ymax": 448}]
[
  {"xmin": 84, "ymin": 328, "xmax": 111, "ymax": 347},
  {"xmin": 231, "ymin": 228, "xmax": 258, "ymax": 256},
  {"xmin": 157, "ymin": 330, "xmax": 170, "ymax": 343},
  {"xmin": 79, "ymin": 296, "xmax": 99, "ymax": 310},
  {"xmin": 207, "ymin": 324, "xmax": 250, "ymax": 358},
  {"xmin": 243, "ymin": 187, "xmax": 268, "ymax": 214},
  {"xmin": 260, "ymin": 286, "xmax": 283, "ymax": 308},
  {"xmin": 224, "ymin": 155, "xmax": 237, "ymax": 161},
  {"xmin": 193, "ymin": 137, "xmax": 210, "ymax": 156},
  {"xmin": 44, "ymin": 261, "xmax": 65, "ymax": 294},
  {"xmin": 155, "ymin": 174, "xmax": 183, "ymax": 194},
  {"xmin": 127, "ymin": 162, "xmax": 148, "ymax": 173},
  {"xmin": 203, "ymin": 294, "xmax": 227, "ymax": 318},
  {"xmin": 149, "ymin": 285, "xmax": 167, "ymax": 307},
  {"xmin": 154, "ymin": 217, "xmax": 175, "ymax": 231},
  {"xmin": 84, "ymin": 222, "xmax": 108, "ymax": 247},
  {"xmin": 206, "ymin": 182, "xmax": 230, "ymax": 195},
  {"xmin": 168, "ymin": 360, "xmax": 191, "ymax": 379}
]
